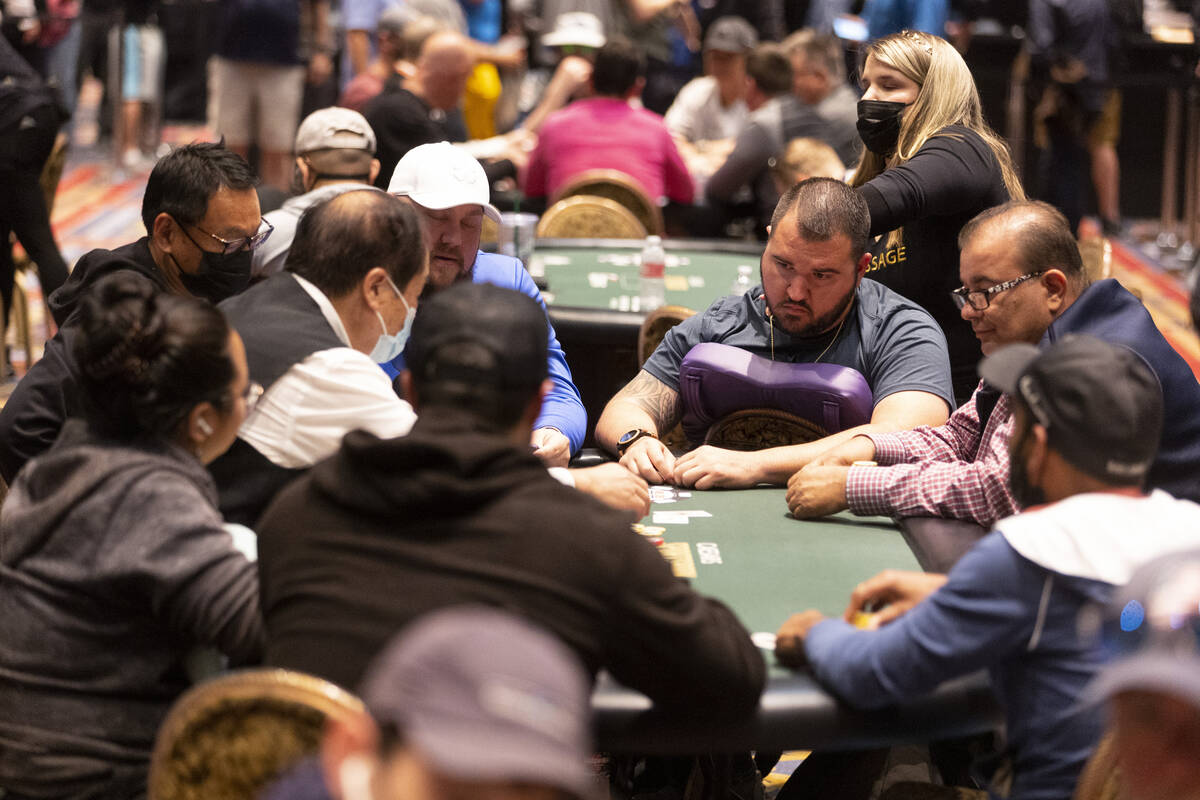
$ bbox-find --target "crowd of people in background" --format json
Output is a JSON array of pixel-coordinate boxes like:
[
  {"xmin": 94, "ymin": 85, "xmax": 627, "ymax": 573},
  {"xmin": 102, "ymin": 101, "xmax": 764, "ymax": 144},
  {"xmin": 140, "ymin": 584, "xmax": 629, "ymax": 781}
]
[{"xmin": 5, "ymin": 1, "xmax": 1200, "ymax": 800}]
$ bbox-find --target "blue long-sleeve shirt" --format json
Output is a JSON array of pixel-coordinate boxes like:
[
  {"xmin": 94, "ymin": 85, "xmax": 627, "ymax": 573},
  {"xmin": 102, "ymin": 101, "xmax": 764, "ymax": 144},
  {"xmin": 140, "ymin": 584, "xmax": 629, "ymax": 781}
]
[{"xmin": 383, "ymin": 251, "xmax": 587, "ymax": 454}]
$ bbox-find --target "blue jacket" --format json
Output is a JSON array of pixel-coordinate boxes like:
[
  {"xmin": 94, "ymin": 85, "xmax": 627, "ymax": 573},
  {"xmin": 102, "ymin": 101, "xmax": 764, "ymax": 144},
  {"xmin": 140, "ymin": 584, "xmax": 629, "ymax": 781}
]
[
  {"xmin": 804, "ymin": 490, "xmax": 1200, "ymax": 800},
  {"xmin": 383, "ymin": 251, "xmax": 587, "ymax": 454},
  {"xmin": 1047, "ymin": 278, "xmax": 1200, "ymax": 501}
]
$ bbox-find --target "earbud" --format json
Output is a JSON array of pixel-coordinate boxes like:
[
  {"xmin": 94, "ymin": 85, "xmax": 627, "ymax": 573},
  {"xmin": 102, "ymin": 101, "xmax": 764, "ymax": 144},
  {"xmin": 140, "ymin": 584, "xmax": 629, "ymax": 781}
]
[{"xmin": 197, "ymin": 418, "xmax": 213, "ymax": 436}]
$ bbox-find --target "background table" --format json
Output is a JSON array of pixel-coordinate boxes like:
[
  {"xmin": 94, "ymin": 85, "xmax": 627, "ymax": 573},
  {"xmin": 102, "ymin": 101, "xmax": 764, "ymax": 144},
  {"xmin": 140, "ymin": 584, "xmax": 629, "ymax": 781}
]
[
  {"xmin": 533, "ymin": 238, "xmax": 762, "ymax": 448},
  {"xmin": 594, "ymin": 487, "xmax": 1001, "ymax": 754}
]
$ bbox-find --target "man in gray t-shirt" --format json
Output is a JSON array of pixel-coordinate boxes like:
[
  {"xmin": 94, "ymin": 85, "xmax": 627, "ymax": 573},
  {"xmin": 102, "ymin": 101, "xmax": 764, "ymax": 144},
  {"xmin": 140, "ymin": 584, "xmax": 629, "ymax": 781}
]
[{"xmin": 596, "ymin": 178, "xmax": 953, "ymax": 491}]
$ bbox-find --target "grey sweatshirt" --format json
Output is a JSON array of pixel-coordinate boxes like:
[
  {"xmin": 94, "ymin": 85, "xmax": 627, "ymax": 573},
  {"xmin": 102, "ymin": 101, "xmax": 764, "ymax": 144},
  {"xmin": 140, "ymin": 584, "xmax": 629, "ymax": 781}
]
[{"xmin": 0, "ymin": 419, "xmax": 263, "ymax": 799}]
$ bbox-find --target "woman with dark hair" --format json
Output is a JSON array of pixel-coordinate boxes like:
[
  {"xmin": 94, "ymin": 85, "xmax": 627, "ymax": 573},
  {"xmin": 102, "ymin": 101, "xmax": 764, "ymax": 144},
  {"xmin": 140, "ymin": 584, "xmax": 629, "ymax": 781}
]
[{"xmin": 0, "ymin": 273, "xmax": 264, "ymax": 799}]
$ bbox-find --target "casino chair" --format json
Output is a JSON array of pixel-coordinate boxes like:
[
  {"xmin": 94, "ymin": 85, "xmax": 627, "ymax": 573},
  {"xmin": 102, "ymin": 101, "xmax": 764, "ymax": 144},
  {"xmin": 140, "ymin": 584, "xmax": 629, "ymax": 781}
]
[
  {"xmin": 147, "ymin": 668, "xmax": 366, "ymax": 800},
  {"xmin": 639, "ymin": 304, "xmax": 696, "ymax": 451},
  {"xmin": 703, "ymin": 407, "xmax": 829, "ymax": 451},
  {"xmin": 8, "ymin": 131, "xmax": 70, "ymax": 373},
  {"xmin": 536, "ymin": 196, "xmax": 648, "ymax": 240},
  {"xmin": 1077, "ymin": 237, "xmax": 1113, "ymax": 282},
  {"xmin": 550, "ymin": 169, "xmax": 665, "ymax": 236},
  {"xmin": 480, "ymin": 215, "xmax": 500, "ymax": 252},
  {"xmin": 679, "ymin": 343, "xmax": 874, "ymax": 450}
]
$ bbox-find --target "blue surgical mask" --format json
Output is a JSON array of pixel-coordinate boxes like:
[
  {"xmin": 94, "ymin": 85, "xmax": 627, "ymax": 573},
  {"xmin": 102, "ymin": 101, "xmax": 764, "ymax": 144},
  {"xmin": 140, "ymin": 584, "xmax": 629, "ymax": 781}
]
[{"xmin": 369, "ymin": 276, "xmax": 414, "ymax": 363}]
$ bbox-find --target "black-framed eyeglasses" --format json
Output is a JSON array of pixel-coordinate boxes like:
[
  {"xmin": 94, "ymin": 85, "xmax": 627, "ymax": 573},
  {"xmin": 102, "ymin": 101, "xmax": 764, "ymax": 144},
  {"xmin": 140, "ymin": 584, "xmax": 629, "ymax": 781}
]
[
  {"xmin": 181, "ymin": 217, "xmax": 274, "ymax": 255},
  {"xmin": 950, "ymin": 271, "xmax": 1045, "ymax": 311}
]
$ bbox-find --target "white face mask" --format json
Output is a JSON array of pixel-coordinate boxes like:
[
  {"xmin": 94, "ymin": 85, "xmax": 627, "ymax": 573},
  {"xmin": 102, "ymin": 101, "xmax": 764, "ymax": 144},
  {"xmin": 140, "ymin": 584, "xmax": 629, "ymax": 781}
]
[
  {"xmin": 369, "ymin": 275, "xmax": 414, "ymax": 364},
  {"xmin": 338, "ymin": 754, "xmax": 376, "ymax": 800}
]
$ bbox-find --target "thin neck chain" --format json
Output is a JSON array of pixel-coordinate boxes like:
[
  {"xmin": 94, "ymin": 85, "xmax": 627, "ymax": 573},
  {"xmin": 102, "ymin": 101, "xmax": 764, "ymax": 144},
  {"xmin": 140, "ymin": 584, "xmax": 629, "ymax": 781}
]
[{"xmin": 768, "ymin": 312, "xmax": 846, "ymax": 363}]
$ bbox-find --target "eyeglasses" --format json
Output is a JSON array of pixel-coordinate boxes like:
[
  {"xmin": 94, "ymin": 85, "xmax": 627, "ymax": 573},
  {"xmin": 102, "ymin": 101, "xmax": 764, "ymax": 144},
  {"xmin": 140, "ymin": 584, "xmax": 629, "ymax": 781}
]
[
  {"xmin": 182, "ymin": 217, "xmax": 275, "ymax": 255},
  {"xmin": 950, "ymin": 271, "xmax": 1045, "ymax": 311},
  {"xmin": 242, "ymin": 381, "xmax": 264, "ymax": 414}
]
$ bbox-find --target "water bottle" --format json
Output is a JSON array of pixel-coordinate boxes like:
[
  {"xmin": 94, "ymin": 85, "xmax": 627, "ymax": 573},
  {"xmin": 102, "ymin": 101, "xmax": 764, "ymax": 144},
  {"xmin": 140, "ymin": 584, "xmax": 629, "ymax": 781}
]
[
  {"xmin": 730, "ymin": 264, "xmax": 754, "ymax": 296},
  {"xmin": 638, "ymin": 235, "xmax": 666, "ymax": 311}
]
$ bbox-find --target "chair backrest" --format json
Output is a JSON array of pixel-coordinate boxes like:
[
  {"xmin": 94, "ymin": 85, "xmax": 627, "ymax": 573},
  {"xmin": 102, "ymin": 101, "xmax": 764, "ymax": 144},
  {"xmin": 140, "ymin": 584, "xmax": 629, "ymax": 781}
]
[
  {"xmin": 1078, "ymin": 237, "xmax": 1112, "ymax": 282},
  {"xmin": 678, "ymin": 342, "xmax": 873, "ymax": 446},
  {"xmin": 536, "ymin": 195, "xmax": 648, "ymax": 240},
  {"xmin": 638, "ymin": 304, "xmax": 695, "ymax": 366},
  {"xmin": 637, "ymin": 304, "xmax": 695, "ymax": 451},
  {"xmin": 704, "ymin": 407, "xmax": 830, "ymax": 451},
  {"xmin": 550, "ymin": 169, "xmax": 665, "ymax": 236},
  {"xmin": 148, "ymin": 669, "xmax": 366, "ymax": 800}
]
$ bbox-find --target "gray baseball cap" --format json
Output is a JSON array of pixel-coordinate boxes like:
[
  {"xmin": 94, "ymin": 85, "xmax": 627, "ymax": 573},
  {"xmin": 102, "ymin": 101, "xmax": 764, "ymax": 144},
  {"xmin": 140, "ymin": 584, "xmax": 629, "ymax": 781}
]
[
  {"xmin": 359, "ymin": 606, "xmax": 596, "ymax": 799},
  {"xmin": 979, "ymin": 334, "xmax": 1163, "ymax": 484},
  {"xmin": 294, "ymin": 107, "xmax": 377, "ymax": 155},
  {"xmin": 704, "ymin": 16, "xmax": 757, "ymax": 54}
]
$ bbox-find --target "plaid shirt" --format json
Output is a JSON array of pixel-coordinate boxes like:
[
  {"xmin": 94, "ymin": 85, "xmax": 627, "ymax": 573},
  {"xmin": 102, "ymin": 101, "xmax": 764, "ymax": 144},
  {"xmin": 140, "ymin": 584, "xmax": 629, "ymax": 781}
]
[{"xmin": 845, "ymin": 383, "xmax": 1018, "ymax": 526}]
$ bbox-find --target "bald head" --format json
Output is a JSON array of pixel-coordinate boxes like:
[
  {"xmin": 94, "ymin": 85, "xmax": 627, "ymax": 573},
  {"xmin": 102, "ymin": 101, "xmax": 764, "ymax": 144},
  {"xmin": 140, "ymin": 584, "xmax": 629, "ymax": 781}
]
[
  {"xmin": 412, "ymin": 31, "xmax": 474, "ymax": 110},
  {"xmin": 287, "ymin": 189, "xmax": 426, "ymax": 298},
  {"xmin": 959, "ymin": 201, "xmax": 1089, "ymax": 291}
]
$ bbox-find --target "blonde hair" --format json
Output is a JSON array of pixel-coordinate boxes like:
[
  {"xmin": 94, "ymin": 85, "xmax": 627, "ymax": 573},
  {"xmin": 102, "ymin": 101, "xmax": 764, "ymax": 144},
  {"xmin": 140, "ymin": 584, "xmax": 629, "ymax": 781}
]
[
  {"xmin": 771, "ymin": 137, "xmax": 845, "ymax": 193},
  {"xmin": 850, "ymin": 31, "xmax": 1024, "ymax": 248}
]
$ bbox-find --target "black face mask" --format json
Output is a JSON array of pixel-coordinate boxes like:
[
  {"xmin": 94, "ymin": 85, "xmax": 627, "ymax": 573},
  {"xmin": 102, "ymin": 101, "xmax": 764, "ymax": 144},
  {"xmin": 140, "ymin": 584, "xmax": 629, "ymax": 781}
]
[
  {"xmin": 1008, "ymin": 431, "xmax": 1048, "ymax": 510},
  {"xmin": 175, "ymin": 248, "xmax": 253, "ymax": 304},
  {"xmin": 856, "ymin": 99, "xmax": 908, "ymax": 156}
]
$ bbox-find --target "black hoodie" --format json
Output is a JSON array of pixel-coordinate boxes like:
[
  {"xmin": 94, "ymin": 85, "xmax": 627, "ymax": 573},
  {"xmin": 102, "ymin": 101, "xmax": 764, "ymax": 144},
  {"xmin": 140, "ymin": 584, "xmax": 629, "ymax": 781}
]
[
  {"xmin": 0, "ymin": 238, "xmax": 166, "ymax": 482},
  {"xmin": 257, "ymin": 407, "xmax": 767, "ymax": 717}
]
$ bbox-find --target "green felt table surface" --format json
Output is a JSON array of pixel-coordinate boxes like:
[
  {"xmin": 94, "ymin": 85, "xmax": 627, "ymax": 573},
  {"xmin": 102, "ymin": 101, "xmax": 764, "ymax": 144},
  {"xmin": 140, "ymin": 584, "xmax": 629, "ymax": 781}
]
[
  {"xmin": 641, "ymin": 487, "xmax": 919, "ymax": 666},
  {"xmin": 532, "ymin": 243, "xmax": 761, "ymax": 311}
]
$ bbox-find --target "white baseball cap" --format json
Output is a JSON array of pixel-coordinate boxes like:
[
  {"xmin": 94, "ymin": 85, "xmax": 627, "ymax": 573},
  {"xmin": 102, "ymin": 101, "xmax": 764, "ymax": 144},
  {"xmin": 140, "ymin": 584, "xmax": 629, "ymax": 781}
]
[
  {"xmin": 387, "ymin": 142, "xmax": 501, "ymax": 222},
  {"xmin": 542, "ymin": 12, "xmax": 606, "ymax": 49}
]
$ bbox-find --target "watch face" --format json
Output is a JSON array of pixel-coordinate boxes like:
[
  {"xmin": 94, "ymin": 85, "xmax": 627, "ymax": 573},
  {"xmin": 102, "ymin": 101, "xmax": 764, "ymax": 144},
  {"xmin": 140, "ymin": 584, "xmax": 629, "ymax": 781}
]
[{"xmin": 618, "ymin": 429, "xmax": 642, "ymax": 446}]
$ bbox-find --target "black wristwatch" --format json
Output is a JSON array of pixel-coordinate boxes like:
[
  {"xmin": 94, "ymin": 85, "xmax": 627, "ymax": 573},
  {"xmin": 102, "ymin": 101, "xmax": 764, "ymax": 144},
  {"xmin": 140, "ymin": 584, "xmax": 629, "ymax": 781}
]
[{"xmin": 617, "ymin": 428, "xmax": 658, "ymax": 456}]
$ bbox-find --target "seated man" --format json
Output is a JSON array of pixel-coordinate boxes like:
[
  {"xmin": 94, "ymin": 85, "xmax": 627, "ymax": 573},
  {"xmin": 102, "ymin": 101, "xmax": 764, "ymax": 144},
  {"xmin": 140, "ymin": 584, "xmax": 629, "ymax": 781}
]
[
  {"xmin": 211, "ymin": 190, "xmax": 423, "ymax": 526},
  {"xmin": 0, "ymin": 142, "xmax": 266, "ymax": 483},
  {"xmin": 364, "ymin": 30, "xmax": 473, "ymax": 190},
  {"xmin": 386, "ymin": 141, "xmax": 587, "ymax": 467},
  {"xmin": 776, "ymin": 336, "xmax": 1200, "ymax": 800},
  {"xmin": 705, "ymin": 39, "xmax": 858, "ymax": 233},
  {"xmin": 251, "ymin": 106, "xmax": 382, "ymax": 279},
  {"xmin": 787, "ymin": 201, "xmax": 1200, "ymax": 524},
  {"xmin": 596, "ymin": 177, "xmax": 954, "ymax": 488},
  {"xmin": 265, "ymin": 606, "xmax": 598, "ymax": 800},
  {"xmin": 256, "ymin": 282, "xmax": 766, "ymax": 717},
  {"xmin": 663, "ymin": 16, "xmax": 756, "ymax": 187},
  {"xmin": 522, "ymin": 36, "xmax": 694, "ymax": 208}
]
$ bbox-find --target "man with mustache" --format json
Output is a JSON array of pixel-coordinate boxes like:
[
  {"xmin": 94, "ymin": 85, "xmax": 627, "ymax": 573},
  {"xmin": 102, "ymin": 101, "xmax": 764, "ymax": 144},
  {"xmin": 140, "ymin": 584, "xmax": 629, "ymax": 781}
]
[
  {"xmin": 596, "ymin": 177, "xmax": 955, "ymax": 486},
  {"xmin": 384, "ymin": 141, "xmax": 586, "ymax": 469},
  {"xmin": 787, "ymin": 200, "xmax": 1200, "ymax": 525}
]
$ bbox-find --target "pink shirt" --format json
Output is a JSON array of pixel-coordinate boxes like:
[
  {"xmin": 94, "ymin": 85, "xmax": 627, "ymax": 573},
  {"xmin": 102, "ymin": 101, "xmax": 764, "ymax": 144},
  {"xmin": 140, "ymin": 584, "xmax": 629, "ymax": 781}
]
[{"xmin": 523, "ymin": 97, "xmax": 694, "ymax": 205}]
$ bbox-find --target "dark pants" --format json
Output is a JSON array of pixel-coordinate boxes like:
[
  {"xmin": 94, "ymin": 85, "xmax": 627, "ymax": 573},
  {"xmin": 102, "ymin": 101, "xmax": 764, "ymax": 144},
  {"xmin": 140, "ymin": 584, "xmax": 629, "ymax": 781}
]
[{"xmin": 0, "ymin": 103, "xmax": 69, "ymax": 330}]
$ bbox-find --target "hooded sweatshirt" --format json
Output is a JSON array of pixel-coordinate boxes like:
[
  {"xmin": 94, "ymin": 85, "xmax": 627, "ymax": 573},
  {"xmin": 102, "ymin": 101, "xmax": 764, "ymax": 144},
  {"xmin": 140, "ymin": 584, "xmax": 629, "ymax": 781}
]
[
  {"xmin": 0, "ymin": 419, "xmax": 263, "ymax": 799},
  {"xmin": 0, "ymin": 238, "xmax": 166, "ymax": 482},
  {"xmin": 257, "ymin": 407, "xmax": 765, "ymax": 716}
]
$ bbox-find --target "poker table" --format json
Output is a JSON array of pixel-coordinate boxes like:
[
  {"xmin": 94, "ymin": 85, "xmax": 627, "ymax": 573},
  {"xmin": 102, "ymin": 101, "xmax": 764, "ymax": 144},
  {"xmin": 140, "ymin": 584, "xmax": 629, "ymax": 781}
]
[
  {"xmin": 529, "ymin": 238, "xmax": 763, "ymax": 447},
  {"xmin": 592, "ymin": 487, "xmax": 1001, "ymax": 754}
]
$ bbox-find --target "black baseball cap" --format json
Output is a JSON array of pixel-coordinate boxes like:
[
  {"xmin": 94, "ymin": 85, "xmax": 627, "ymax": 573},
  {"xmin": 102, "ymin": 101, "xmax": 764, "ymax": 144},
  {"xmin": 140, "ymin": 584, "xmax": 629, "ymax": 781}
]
[
  {"xmin": 406, "ymin": 282, "xmax": 549, "ymax": 389},
  {"xmin": 979, "ymin": 334, "xmax": 1163, "ymax": 484}
]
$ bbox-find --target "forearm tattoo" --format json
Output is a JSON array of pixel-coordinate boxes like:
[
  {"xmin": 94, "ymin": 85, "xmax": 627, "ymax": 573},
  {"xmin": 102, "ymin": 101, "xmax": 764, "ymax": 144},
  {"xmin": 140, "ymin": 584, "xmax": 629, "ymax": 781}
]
[{"xmin": 616, "ymin": 371, "xmax": 684, "ymax": 433}]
